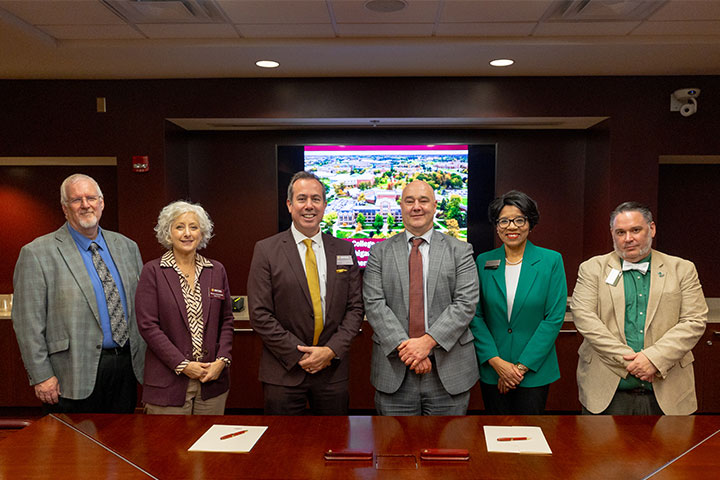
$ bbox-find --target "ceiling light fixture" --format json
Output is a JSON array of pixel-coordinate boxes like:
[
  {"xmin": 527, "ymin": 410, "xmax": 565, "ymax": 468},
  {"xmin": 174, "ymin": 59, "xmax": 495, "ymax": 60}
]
[
  {"xmin": 255, "ymin": 60, "xmax": 280, "ymax": 69},
  {"xmin": 364, "ymin": 0, "xmax": 408, "ymax": 13},
  {"xmin": 489, "ymin": 59, "xmax": 514, "ymax": 67}
]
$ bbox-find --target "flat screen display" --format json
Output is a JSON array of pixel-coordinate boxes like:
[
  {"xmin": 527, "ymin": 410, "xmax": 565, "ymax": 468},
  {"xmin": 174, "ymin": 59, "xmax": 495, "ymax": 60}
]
[{"xmin": 304, "ymin": 144, "xmax": 469, "ymax": 267}]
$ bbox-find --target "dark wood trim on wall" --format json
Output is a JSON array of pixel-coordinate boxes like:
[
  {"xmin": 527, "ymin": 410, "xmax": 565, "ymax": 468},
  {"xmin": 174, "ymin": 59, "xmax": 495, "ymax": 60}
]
[{"xmin": 1, "ymin": 76, "xmax": 720, "ymax": 295}]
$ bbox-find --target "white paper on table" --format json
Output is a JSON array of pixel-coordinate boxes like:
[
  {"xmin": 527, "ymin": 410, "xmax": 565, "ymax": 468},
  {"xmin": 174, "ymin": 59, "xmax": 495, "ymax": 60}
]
[
  {"xmin": 483, "ymin": 426, "xmax": 552, "ymax": 454},
  {"xmin": 188, "ymin": 425, "xmax": 268, "ymax": 453}
]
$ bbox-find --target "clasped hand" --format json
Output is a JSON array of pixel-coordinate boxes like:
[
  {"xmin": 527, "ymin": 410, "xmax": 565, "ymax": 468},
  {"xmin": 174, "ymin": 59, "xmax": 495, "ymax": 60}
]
[
  {"xmin": 624, "ymin": 351, "xmax": 657, "ymax": 382},
  {"xmin": 398, "ymin": 335, "xmax": 437, "ymax": 375},
  {"xmin": 297, "ymin": 345, "xmax": 335, "ymax": 374},
  {"xmin": 182, "ymin": 360, "xmax": 225, "ymax": 383},
  {"xmin": 488, "ymin": 357, "xmax": 524, "ymax": 394}
]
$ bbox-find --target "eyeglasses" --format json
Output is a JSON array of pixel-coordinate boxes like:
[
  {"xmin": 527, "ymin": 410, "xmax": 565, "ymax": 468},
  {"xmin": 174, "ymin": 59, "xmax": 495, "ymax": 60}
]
[
  {"xmin": 496, "ymin": 216, "xmax": 527, "ymax": 228},
  {"xmin": 67, "ymin": 195, "xmax": 100, "ymax": 206}
]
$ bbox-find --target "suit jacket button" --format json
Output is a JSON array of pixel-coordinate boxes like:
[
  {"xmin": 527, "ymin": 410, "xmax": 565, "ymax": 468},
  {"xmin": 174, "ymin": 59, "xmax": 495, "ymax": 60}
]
[{"xmin": 508, "ymin": 328, "xmax": 512, "ymax": 334}]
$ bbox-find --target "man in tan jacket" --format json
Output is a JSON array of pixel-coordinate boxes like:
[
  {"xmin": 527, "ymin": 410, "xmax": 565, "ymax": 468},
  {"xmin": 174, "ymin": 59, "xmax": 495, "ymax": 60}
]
[{"xmin": 571, "ymin": 201, "xmax": 707, "ymax": 415}]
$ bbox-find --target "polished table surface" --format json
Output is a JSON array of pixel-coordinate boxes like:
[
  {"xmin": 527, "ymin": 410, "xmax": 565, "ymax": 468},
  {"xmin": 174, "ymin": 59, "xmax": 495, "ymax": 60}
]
[
  {"xmin": 1, "ymin": 414, "xmax": 719, "ymax": 479},
  {"xmin": 650, "ymin": 421, "xmax": 720, "ymax": 479}
]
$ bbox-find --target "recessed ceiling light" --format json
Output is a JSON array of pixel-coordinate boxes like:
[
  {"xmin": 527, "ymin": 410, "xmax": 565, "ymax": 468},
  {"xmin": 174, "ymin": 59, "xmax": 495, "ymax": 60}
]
[
  {"xmin": 489, "ymin": 59, "xmax": 514, "ymax": 67},
  {"xmin": 365, "ymin": 0, "xmax": 407, "ymax": 13},
  {"xmin": 256, "ymin": 60, "xmax": 279, "ymax": 69}
]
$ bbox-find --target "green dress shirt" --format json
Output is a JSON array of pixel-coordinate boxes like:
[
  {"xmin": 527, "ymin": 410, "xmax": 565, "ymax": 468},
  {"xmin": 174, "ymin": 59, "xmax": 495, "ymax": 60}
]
[{"xmin": 618, "ymin": 253, "xmax": 653, "ymax": 391}]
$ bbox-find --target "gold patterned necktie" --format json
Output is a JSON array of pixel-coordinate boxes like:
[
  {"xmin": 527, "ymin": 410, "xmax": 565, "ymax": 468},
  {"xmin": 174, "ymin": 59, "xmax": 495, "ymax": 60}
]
[{"xmin": 303, "ymin": 239, "xmax": 323, "ymax": 345}]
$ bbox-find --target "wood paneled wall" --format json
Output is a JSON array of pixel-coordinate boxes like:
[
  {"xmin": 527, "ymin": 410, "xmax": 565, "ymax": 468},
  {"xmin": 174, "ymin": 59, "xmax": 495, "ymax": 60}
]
[{"xmin": 2, "ymin": 76, "xmax": 720, "ymax": 295}]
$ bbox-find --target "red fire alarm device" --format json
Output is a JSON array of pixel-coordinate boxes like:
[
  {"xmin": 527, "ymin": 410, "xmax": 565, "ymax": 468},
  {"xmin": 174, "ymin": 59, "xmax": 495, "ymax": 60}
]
[{"xmin": 132, "ymin": 156, "xmax": 149, "ymax": 173}]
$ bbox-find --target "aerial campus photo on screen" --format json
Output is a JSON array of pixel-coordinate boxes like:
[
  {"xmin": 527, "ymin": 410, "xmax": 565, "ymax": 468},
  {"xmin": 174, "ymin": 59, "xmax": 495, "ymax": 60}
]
[{"xmin": 304, "ymin": 144, "xmax": 469, "ymax": 267}]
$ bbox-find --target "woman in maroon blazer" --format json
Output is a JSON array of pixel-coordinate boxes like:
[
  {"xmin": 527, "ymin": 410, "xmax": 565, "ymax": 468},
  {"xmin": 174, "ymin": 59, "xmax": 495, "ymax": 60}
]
[{"xmin": 136, "ymin": 201, "xmax": 234, "ymax": 414}]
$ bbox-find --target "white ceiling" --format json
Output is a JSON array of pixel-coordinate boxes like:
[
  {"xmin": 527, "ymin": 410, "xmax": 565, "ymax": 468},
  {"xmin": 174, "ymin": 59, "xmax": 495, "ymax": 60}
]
[{"xmin": 1, "ymin": 0, "xmax": 719, "ymax": 79}]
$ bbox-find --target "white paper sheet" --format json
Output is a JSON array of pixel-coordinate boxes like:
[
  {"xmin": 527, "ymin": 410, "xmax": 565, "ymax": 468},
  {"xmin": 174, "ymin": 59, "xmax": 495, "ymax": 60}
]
[
  {"xmin": 188, "ymin": 424, "xmax": 268, "ymax": 453},
  {"xmin": 483, "ymin": 425, "xmax": 552, "ymax": 454}
]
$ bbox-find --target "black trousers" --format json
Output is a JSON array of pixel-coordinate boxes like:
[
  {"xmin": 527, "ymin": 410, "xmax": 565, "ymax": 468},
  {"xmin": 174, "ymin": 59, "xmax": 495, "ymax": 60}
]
[
  {"xmin": 582, "ymin": 389, "xmax": 663, "ymax": 415},
  {"xmin": 44, "ymin": 345, "xmax": 137, "ymax": 414},
  {"xmin": 480, "ymin": 381, "xmax": 550, "ymax": 415}
]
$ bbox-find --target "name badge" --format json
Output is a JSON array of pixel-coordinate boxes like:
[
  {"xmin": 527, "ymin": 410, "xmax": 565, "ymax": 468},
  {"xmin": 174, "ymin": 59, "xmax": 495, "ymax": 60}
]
[
  {"xmin": 337, "ymin": 255, "xmax": 354, "ymax": 266},
  {"xmin": 605, "ymin": 268, "xmax": 621, "ymax": 286},
  {"xmin": 484, "ymin": 259, "xmax": 501, "ymax": 270},
  {"xmin": 209, "ymin": 288, "xmax": 225, "ymax": 300}
]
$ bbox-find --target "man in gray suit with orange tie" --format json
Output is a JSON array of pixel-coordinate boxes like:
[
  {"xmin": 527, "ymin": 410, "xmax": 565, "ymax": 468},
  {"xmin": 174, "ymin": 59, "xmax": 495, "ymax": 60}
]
[
  {"xmin": 12, "ymin": 173, "xmax": 145, "ymax": 413},
  {"xmin": 363, "ymin": 180, "xmax": 479, "ymax": 415},
  {"xmin": 571, "ymin": 201, "xmax": 707, "ymax": 415},
  {"xmin": 248, "ymin": 171, "xmax": 364, "ymax": 415}
]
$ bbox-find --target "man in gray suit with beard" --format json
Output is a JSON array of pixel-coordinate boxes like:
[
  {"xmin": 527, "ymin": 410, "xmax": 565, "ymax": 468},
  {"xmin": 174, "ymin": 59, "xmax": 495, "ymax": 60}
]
[
  {"xmin": 12, "ymin": 174, "xmax": 145, "ymax": 413},
  {"xmin": 363, "ymin": 180, "xmax": 479, "ymax": 415}
]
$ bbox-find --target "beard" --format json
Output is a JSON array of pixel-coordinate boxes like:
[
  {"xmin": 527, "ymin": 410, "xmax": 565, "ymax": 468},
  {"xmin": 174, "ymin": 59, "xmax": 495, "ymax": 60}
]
[
  {"xmin": 614, "ymin": 235, "xmax": 652, "ymax": 262},
  {"xmin": 76, "ymin": 211, "xmax": 99, "ymax": 229}
]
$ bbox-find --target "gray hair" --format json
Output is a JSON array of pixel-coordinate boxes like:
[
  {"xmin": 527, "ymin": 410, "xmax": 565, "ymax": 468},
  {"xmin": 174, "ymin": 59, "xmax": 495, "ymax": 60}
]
[
  {"xmin": 609, "ymin": 201, "xmax": 654, "ymax": 229},
  {"xmin": 60, "ymin": 174, "xmax": 103, "ymax": 205},
  {"xmin": 287, "ymin": 171, "xmax": 326, "ymax": 204},
  {"xmin": 155, "ymin": 200, "xmax": 214, "ymax": 250}
]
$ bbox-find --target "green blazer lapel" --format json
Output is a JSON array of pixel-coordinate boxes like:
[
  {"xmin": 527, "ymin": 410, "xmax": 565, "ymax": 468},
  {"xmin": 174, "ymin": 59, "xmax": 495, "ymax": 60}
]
[
  {"xmin": 55, "ymin": 225, "xmax": 101, "ymax": 326},
  {"xmin": 509, "ymin": 242, "xmax": 540, "ymax": 323},
  {"xmin": 488, "ymin": 250, "xmax": 507, "ymax": 301},
  {"xmin": 482, "ymin": 247, "xmax": 507, "ymax": 317},
  {"xmin": 426, "ymin": 231, "xmax": 446, "ymax": 312},
  {"xmin": 606, "ymin": 255, "xmax": 627, "ymax": 341},
  {"xmin": 391, "ymin": 233, "xmax": 411, "ymax": 315},
  {"xmin": 646, "ymin": 250, "xmax": 666, "ymax": 330}
]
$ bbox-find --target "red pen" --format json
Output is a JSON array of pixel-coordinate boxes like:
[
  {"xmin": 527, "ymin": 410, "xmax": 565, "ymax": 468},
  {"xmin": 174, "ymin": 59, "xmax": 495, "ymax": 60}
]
[
  {"xmin": 497, "ymin": 437, "xmax": 530, "ymax": 442},
  {"xmin": 220, "ymin": 429, "xmax": 248, "ymax": 440}
]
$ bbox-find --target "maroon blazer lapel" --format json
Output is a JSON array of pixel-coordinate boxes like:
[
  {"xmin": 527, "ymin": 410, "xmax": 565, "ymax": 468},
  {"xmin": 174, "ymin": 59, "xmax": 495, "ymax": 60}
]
[
  {"xmin": 323, "ymin": 234, "xmax": 338, "ymax": 318},
  {"xmin": 281, "ymin": 230, "xmax": 313, "ymax": 309},
  {"xmin": 199, "ymin": 266, "xmax": 211, "ymax": 332},
  {"xmin": 161, "ymin": 266, "xmax": 190, "ymax": 331}
]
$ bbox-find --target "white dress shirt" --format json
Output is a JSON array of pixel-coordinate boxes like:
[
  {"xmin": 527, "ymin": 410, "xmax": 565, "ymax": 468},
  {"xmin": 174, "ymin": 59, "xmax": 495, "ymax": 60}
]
[
  {"xmin": 291, "ymin": 223, "xmax": 327, "ymax": 322},
  {"xmin": 505, "ymin": 262, "xmax": 522, "ymax": 322}
]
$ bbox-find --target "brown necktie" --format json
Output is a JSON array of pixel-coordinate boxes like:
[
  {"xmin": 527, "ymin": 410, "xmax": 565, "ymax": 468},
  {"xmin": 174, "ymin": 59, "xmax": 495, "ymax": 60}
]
[{"xmin": 408, "ymin": 237, "xmax": 425, "ymax": 338}]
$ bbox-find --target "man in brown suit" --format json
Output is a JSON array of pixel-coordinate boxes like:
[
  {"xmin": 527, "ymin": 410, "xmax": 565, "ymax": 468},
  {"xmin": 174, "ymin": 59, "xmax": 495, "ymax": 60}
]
[
  {"xmin": 248, "ymin": 171, "xmax": 364, "ymax": 414},
  {"xmin": 571, "ymin": 201, "xmax": 707, "ymax": 415}
]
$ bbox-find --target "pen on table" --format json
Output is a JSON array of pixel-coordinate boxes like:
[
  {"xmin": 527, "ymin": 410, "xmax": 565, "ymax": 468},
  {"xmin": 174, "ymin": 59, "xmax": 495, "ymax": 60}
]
[
  {"xmin": 497, "ymin": 437, "xmax": 530, "ymax": 442},
  {"xmin": 220, "ymin": 429, "xmax": 248, "ymax": 440}
]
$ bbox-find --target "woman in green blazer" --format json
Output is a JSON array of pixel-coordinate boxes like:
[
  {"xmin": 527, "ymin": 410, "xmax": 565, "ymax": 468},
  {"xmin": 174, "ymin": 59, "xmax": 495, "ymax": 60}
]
[{"xmin": 470, "ymin": 191, "xmax": 567, "ymax": 414}]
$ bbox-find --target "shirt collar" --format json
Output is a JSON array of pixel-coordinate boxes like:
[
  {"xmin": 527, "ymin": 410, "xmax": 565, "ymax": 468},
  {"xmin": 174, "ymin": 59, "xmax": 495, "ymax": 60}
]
[
  {"xmin": 291, "ymin": 223, "xmax": 323, "ymax": 247},
  {"xmin": 160, "ymin": 250, "xmax": 213, "ymax": 269},
  {"xmin": 67, "ymin": 223, "xmax": 106, "ymax": 251},
  {"xmin": 405, "ymin": 228, "xmax": 433, "ymax": 245}
]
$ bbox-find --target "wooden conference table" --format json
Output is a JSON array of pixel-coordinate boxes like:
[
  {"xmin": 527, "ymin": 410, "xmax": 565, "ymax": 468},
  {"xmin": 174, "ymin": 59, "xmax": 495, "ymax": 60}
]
[{"xmin": 1, "ymin": 414, "xmax": 719, "ymax": 479}]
